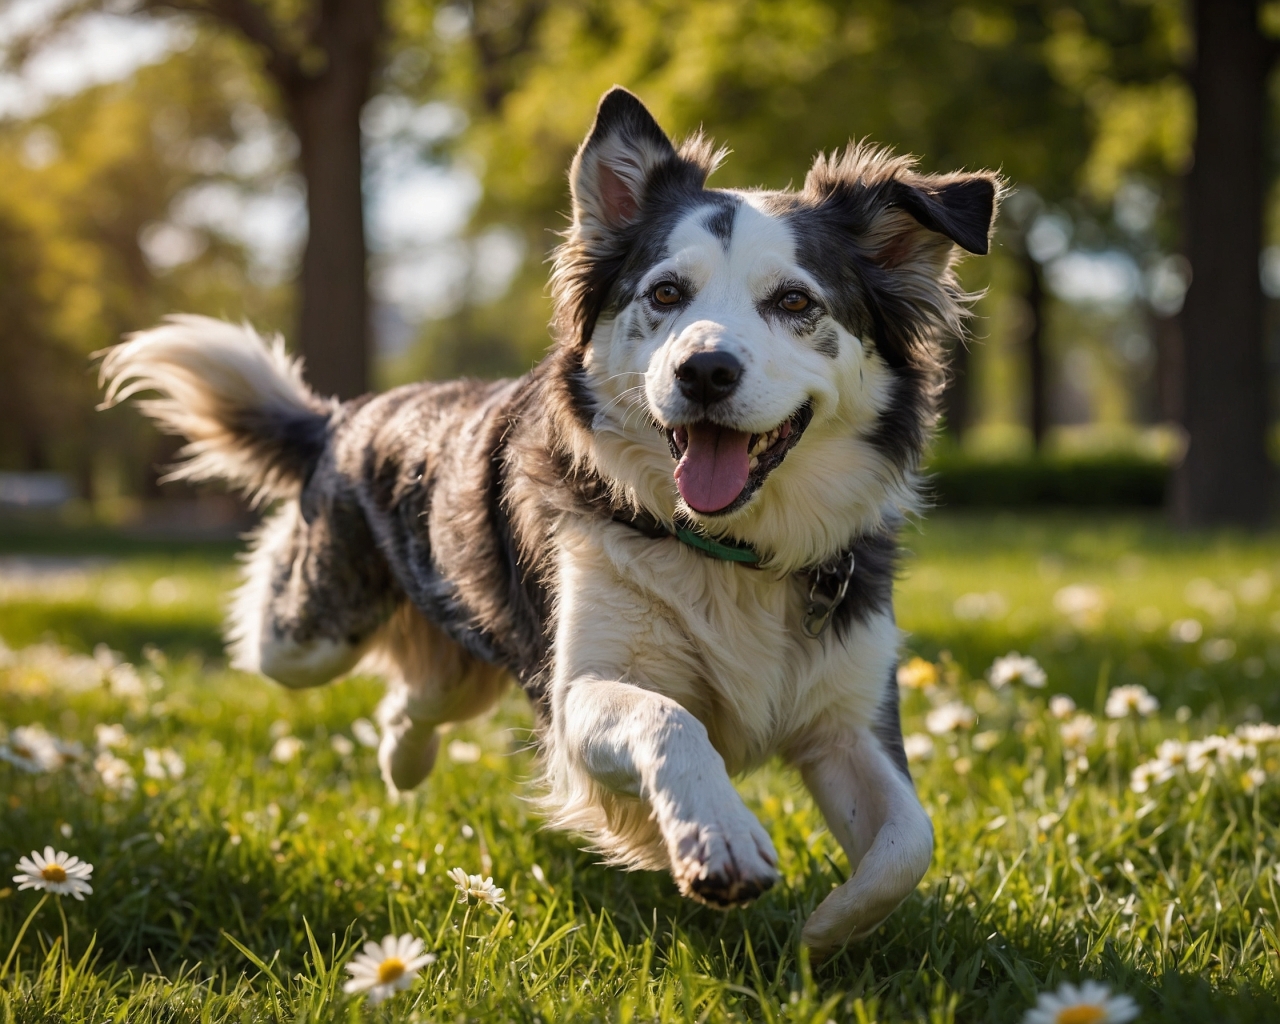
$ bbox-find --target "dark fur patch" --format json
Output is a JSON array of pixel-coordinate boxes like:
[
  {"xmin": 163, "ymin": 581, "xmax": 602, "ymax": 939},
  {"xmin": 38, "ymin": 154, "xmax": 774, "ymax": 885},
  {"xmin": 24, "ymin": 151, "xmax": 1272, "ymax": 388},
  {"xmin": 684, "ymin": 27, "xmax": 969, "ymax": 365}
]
[
  {"xmin": 701, "ymin": 199, "xmax": 738, "ymax": 249},
  {"xmin": 813, "ymin": 325, "xmax": 840, "ymax": 358},
  {"xmin": 551, "ymin": 137, "xmax": 725, "ymax": 349},
  {"xmin": 871, "ymin": 667, "xmax": 912, "ymax": 780},
  {"xmin": 759, "ymin": 150, "xmax": 999, "ymax": 480},
  {"xmin": 227, "ymin": 400, "xmax": 333, "ymax": 496},
  {"xmin": 828, "ymin": 528, "xmax": 898, "ymax": 641}
]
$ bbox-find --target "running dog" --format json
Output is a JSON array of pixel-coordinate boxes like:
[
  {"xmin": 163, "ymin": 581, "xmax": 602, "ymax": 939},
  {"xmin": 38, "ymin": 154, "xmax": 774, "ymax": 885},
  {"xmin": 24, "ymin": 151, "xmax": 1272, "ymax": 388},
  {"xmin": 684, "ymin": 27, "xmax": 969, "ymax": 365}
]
[{"xmin": 100, "ymin": 87, "xmax": 1000, "ymax": 955}]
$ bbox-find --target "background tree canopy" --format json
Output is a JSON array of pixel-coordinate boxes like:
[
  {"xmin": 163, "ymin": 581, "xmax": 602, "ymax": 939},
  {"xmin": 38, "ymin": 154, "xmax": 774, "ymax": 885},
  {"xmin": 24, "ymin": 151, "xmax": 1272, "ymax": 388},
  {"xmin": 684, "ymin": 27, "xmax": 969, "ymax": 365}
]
[{"xmin": 1, "ymin": 0, "xmax": 1276, "ymax": 523}]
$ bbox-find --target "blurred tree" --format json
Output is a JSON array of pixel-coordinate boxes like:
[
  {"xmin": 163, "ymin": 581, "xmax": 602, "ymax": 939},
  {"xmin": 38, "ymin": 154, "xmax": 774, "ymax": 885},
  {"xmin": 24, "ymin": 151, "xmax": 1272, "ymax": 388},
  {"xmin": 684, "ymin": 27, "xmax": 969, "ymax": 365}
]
[
  {"xmin": 141, "ymin": 0, "xmax": 386, "ymax": 399},
  {"xmin": 1174, "ymin": 0, "xmax": 1275, "ymax": 526},
  {"xmin": 0, "ymin": 31, "xmax": 291, "ymax": 496},
  {"xmin": 0, "ymin": 211, "xmax": 74, "ymax": 475},
  {"xmin": 8, "ymin": 0, "xmax": 389, "ymax": 400},
  {"xmin": 414, "ymin": 1, "xmax": 1157, "ymax": 445}
]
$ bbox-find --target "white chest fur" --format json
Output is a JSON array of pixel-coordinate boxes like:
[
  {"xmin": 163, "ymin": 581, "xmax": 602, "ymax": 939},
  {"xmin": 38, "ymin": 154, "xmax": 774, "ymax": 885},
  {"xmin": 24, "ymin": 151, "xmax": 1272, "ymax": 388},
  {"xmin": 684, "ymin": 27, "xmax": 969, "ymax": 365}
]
[{"xmin": 552, "ymin": 518, "xmax": 900, "ymax": 775}]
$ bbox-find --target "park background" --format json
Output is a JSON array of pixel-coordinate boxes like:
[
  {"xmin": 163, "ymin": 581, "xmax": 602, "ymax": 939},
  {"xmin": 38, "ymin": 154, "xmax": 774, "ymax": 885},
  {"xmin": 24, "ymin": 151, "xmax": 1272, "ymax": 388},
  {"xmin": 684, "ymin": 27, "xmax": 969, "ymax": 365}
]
[{"xmin": 3, "ymin": 1, "xmax": 1280, "ymax": 1022}]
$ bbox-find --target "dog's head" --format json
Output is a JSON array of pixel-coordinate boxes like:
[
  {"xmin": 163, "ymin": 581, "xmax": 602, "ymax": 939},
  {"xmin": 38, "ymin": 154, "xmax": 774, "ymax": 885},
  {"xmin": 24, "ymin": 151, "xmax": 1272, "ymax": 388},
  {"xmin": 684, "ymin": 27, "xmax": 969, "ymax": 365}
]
[{"xmin": 551, "ymin": 88, "xmax": 1000, "ymax": 569}]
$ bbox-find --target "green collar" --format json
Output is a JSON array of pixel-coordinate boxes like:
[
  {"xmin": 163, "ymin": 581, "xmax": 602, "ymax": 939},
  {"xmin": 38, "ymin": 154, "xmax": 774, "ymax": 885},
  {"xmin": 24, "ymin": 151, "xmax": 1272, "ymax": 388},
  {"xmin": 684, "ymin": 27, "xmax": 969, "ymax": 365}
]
[
  {"xmin": 611, "ymin": 508, "xmax": 761, "ymax": 564},
  {"xmin": 672, "ymin": 524, "xmax": 761, "ymax": 564},
  {"xmin": 609, "ymin": 506, "xmax": 858, "ymax": 637}
]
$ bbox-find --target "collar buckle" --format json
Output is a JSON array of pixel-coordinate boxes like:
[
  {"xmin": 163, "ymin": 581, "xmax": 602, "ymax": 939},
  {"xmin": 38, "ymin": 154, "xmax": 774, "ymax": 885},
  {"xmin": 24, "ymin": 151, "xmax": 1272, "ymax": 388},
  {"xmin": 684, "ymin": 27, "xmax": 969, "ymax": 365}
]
[{"xmin": 802, "ymin": 551, "xmax": 856, "ymax": 639}]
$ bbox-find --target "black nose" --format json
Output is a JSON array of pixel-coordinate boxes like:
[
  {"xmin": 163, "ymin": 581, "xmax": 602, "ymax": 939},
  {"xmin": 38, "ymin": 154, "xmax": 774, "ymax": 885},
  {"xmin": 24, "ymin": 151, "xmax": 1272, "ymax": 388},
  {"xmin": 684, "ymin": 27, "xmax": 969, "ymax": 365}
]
[{"xmin": 674, "ymin": 351, "xmax": 742, "ymax": 405}]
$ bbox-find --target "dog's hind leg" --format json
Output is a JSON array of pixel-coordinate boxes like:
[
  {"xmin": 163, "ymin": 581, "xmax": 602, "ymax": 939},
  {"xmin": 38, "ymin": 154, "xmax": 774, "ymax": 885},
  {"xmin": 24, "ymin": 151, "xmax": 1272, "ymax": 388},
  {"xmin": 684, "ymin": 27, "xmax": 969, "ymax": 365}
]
[
  {"xmin": 788, "ymin": 677, "xmax": 933, "ymax": 958},
  {"xmin": 361, "ymin": 604, "xmax": 509, "ymax": 794},
  {"xmin": 229, "ymin": 498, "xmax": 399, "ymax": 689}
]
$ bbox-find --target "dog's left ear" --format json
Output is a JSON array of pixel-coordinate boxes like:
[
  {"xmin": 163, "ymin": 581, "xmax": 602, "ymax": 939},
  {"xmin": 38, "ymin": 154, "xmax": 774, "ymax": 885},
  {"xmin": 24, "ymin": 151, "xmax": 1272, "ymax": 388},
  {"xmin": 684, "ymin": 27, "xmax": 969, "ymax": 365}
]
[
  {"xmin": 569, "ymin": 87, "xmax": 679, "ymax": 236},
  {"xmin": 865, "ymin": 173, "xmax": 1000, "ymax": 273},
  {"xmin": 888, "ymin": 176, "xmax": 998, "ymax": 256}
]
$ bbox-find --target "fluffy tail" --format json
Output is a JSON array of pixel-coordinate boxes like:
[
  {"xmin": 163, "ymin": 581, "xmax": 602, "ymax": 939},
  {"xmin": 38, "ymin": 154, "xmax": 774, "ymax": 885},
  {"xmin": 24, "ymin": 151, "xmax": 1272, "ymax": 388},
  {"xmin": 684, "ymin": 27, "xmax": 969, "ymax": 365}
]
[{"xmin": 98, "ymin": 315, "xmax": 335, "ymax": 504}]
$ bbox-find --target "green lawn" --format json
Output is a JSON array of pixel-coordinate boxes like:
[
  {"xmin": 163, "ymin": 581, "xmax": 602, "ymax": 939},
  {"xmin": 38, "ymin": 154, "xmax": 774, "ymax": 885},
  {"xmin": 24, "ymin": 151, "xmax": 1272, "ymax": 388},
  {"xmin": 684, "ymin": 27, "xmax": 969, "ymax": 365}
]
[{"xmin": 2, "ymin": 512, "xmax": 1279, "ymax": 1022}]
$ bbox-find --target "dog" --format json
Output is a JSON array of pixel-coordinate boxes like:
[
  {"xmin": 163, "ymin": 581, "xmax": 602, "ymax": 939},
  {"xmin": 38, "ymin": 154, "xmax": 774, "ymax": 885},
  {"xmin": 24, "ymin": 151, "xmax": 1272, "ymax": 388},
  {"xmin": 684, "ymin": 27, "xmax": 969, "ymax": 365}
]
[{"xmin": 100, "ymin": 87, "xmax": 999, "ymax": 955}]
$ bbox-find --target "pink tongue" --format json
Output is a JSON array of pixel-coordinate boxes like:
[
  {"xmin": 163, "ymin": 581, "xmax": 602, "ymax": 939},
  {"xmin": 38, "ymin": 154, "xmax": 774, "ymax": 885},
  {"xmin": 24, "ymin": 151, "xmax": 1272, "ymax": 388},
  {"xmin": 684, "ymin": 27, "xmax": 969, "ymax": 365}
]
[{"xmin": 674, "ymin": 423, "xmax": 751, "ymax": 513}]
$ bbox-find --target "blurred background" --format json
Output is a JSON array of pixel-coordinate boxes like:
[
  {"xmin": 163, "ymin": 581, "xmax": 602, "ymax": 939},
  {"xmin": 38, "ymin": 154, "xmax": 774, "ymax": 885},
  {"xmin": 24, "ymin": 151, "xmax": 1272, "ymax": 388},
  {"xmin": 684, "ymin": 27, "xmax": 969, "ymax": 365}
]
[{"xmin": 0, "ymin": 0, "xmax": 1275, "ymax": 531}]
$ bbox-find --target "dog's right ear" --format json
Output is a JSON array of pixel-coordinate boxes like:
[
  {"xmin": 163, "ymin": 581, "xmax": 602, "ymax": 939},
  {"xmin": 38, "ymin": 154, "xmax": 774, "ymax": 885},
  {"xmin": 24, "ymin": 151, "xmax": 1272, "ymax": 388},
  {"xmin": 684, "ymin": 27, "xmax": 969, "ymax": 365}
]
[{"xmin": 569, "ymin": 88, "xmax": 678, "ymax": 236}]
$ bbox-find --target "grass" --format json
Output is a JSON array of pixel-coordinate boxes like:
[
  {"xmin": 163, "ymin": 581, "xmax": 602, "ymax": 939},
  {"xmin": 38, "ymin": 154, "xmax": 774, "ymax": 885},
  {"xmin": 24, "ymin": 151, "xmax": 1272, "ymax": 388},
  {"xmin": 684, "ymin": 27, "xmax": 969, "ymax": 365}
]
[{"xmin": 2, "ymin": 511, "xmax": 1279, "ymax": 1022}]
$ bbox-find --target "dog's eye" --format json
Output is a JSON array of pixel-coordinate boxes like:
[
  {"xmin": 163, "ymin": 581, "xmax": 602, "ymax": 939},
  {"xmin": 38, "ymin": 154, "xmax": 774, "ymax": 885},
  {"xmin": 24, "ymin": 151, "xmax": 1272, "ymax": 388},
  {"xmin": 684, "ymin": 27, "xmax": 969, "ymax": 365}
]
[
  {"xmin": 779, "ymin": 290, "xmax": 811, "ymax": 313},
  {"xmin": 651, "ymin": 283, "xmax": 683, "ymax": 306}
]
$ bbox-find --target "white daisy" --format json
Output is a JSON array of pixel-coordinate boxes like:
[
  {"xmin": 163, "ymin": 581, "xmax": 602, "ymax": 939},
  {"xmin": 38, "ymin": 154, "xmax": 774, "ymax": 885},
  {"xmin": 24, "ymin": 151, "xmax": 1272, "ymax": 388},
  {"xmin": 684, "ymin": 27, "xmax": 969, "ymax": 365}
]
[
  {"xmin": 94, "ymin": 751, "xmax": 137, "ymax": 794},
  {"xmin": 143, "ymin": 747, "xmax": 185, "ymax": 780},
  {"xmin": 1129, "ymin": 758, "xmax": 1174, "ymax": 794},
  {"xmin": 1059, "ymin": 714, "xmax": 1097, "ymax": 751},
  {"xmin": 1186, "ymin": 737, "xmax": 1221, "ymax": 773},
  {"xmin": 13, "ymin": 847, "xmax": 94, "ymax": 900},
  {"xmin": 989, "ymin": 652, "xmax": 1047, "ymax": 689},
  {"xmin": 269, "ymin": 736, "xmax": 304, "ymax": 764},
  {"xmin": 330, "ymin": 734, "xmax": 355, "ymax": 756},
  {"xmin": 94, "ymin": 723, "xmax": 129, "ymax": 750},
  {"xmin": 1023, "ymin": 980, "xmax": 1138, "ymax": 1024},
  {"xmin": 1243, "ymin": 766, "xmax": 1267, "ymax": 794},
  {"xmin": 903, "ymin": 733, "xmax": 935, "ymax": 763},
  {"xmin": 448, "ymin": 867, "xmax": 506, "ymax": 907},
  {"xmin": 1049, "ymin": 695, "xmax": 1077, "ymax": 721},
  {"xmin": 926, "ymin": 701, "xmax": 977, "ymax": 736},
  {"xmin": 447, "ymin": 740, "xmax": 482, "ymax": 764},
  {"xmin": 1104, "ymin": 685, "xmax": 1159, "ymax": 719},
  {"xmin": 1154, "ymin": 738, "xmax": 1187, "ymax": 768},
  {"xmin": 1, "ymin": 724, "xmax": 64, "ymax": 773},
  {"xmin": 342, "ymin": 933, "xmax": 435, "ymax": 1005},
  {"xmin": 1236, "ymin": 722, "xmax": 1280, "ymax": 745},
  {"xmin": 972, "ymin": 730, "xmax": 1001, "ymax": 752},
  {"xmin": 351, "ymin": 718, "xmax": 380, "ymax": 748}
]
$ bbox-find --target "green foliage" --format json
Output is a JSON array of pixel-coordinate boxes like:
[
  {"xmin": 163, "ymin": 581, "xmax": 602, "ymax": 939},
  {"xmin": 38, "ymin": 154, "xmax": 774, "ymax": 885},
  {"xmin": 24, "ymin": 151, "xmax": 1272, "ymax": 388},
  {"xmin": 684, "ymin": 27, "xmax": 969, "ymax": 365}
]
[
  {"xmin": 0, "ymin": 29, "xmax": 291, "ymax": 489},
  {"xmin": 927, "ymin": 451, "xmax": 1169, "ymax": 508},
  {"xmin": 403, "ymin": 0, "xmax": 1191, "ymax": 375},
  {"xmin": 2, "ymin": 513, "xmax": 1280, "ymax": 1020}
]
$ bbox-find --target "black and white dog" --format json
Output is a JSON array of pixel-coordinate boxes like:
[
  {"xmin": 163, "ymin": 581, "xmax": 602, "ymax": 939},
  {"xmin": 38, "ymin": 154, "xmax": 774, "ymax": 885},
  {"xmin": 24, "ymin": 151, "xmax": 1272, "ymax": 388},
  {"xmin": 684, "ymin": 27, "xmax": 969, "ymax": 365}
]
[{"xmin": 101, "ymin": 88, "xmax": 999, "ymax": 955}]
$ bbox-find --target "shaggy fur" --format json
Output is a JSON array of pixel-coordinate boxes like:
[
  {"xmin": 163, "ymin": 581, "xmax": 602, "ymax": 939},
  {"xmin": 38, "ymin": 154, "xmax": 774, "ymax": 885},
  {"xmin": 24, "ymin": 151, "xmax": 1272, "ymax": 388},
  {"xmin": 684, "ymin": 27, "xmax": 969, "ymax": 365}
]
[{"xmin": 100, "ymin": 87, "xmax": 1000, "ymax": 956}]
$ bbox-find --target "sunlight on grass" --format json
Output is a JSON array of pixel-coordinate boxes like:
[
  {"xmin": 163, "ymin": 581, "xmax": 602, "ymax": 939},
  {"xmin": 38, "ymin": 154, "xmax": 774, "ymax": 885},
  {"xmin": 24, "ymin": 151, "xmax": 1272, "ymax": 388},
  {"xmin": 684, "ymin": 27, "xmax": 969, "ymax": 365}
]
[{"xmin": 1, "ymin": 513, "xmax": 1279, "ymax": 1021}]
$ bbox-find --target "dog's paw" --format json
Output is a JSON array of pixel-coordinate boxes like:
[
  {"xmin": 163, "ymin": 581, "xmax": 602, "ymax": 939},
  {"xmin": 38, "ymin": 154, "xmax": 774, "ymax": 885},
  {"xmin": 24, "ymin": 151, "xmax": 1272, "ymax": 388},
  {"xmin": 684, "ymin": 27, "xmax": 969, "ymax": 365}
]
[
  {"xmin": 378, "ymin": 720, "xmax": 440, "ymax": 794},
  {"xmin": 667, "ymin": 809, "xmax": 778, "ymax": 908},
  {"xmin": 800, "ymin": 886, "xmax": 890, "ymax": 960}
]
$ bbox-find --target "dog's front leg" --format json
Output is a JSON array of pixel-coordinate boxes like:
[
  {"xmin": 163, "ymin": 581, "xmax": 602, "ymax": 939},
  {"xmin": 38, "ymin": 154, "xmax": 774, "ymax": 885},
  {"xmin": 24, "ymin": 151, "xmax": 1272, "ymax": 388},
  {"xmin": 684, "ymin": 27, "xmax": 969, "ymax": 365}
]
[
  {"xmin": 556, "ymin": 675, "xmax": 779, "ymax": 906},
  {"xmin": 792, "ymin": 725, "xmax": 933, "ymax": 957}
]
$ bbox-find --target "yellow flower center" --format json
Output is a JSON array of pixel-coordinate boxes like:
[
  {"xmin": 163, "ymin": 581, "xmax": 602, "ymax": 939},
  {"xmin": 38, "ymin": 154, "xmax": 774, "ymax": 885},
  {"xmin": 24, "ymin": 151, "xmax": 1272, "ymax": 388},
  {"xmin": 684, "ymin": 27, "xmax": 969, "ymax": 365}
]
[
  {"xmin": 377, "ymin": 957, "xmax": 405, "ymax": 984},
  {"xmin": 41, "ymin": 865, "xmax": 67, "ymax": 883},
  {"xmin": 1055, "ymin": 1006, "xmax": 1107, "ymax": 1024}
]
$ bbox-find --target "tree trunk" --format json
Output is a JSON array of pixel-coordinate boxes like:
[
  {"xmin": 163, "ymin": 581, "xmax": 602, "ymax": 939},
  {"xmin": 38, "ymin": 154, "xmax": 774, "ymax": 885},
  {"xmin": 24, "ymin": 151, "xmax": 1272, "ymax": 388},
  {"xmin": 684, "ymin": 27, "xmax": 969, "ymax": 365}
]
[
  {"xmin": 283, "ymin": 0, "xmax": 383, "ymax": 401},
  {"xmin": 1022, "ymin": 251, "xmax": 1048, "ymax": 449},
  {"xmin": 1153, "ymin": 311, "xmax": 1183, "ymax": 425},
  {"xmin": 1174, "ymin": 0, "xmax": 1271, "ymax": 526},
  {"xmin": 942, "ymin": 337, "xmax": 970, "ymax": 440}
]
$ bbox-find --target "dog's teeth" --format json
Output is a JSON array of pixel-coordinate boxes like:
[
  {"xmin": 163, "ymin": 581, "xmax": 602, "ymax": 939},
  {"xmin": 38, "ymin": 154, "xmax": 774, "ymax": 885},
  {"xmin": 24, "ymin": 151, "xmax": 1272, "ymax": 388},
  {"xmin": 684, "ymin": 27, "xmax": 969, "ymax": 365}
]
[{"xmin": 749, "ymin": 455, "xmax": 759, "ymax": 471}]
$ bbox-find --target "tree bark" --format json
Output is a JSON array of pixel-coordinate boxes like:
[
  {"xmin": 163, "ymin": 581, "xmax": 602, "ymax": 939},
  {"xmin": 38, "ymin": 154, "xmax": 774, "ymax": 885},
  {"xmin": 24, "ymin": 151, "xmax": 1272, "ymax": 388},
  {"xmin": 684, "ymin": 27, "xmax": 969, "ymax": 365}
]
[
  {"xmin": 152, "ymin": 0, "xmax": 385, "ymax": 400},
  {"xmin": 283, "ymin": 0, "xmax": 383, "ymax": 400},
  {"xmin": 1022, "ymin": 250, "xmax": 1048, "ymax": 449},
  {"xmin": 1174, "ymin": 0, "xmax": 1271, "ymax": 526},
  {"xmin": 942, "ymin": 337, "xmax": 970, "ymax": 440}
]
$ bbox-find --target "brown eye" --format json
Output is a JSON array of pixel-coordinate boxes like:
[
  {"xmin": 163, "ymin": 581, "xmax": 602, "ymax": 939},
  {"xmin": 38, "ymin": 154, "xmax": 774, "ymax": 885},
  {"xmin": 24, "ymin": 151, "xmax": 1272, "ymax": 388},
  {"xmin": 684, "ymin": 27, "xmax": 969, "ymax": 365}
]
[
  {"xmin": 780, "ymin": 290, "xmax": 810, "ymax": 313},
  {"xmin": 652, "ymin": 282, "xmax": 683, "ymax": 306}
]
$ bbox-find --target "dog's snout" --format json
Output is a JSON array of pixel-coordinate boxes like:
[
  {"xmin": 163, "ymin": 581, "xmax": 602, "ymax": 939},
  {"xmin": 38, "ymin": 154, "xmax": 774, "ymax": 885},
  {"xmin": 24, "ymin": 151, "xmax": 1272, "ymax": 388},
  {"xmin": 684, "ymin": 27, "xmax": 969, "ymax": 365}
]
[{"xmin": 674, "ymin": 351, "xmax": 742, "ymax": 406}]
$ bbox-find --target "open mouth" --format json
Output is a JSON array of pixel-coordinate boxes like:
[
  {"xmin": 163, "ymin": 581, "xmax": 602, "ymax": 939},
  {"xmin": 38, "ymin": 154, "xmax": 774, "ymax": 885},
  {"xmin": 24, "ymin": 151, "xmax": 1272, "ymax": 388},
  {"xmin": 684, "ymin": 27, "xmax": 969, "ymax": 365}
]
[{"xmin": 664, "ymin": 402, "xmax": 812, "ymax": 515}]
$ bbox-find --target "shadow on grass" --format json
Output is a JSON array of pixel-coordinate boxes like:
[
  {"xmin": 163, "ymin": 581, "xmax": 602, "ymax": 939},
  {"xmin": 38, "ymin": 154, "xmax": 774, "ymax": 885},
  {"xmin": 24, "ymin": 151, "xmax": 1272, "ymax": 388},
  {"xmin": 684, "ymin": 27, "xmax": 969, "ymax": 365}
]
[
  {"xmin": 0, "ymin": 602, "xmax": 225, "ymax": 662},
  {"xmin": 558, "ymin": 847, "xmax": 1280, "ymax": 1022}
]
